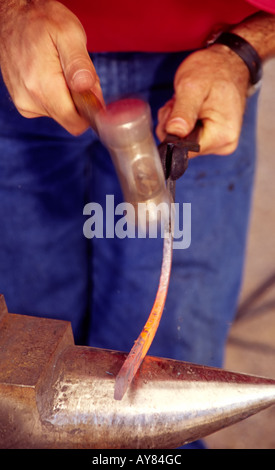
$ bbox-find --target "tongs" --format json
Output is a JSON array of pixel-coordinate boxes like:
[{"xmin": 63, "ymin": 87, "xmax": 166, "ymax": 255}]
[{"xmin": 158, "ymin": 123, "xmax": 201, "ymax": 200}]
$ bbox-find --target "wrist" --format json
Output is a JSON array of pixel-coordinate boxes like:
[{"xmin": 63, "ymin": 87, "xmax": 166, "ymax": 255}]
[
  {"xmin": 212, "ymin": 31, "xmax": 262, "ymax": 85},
  {"xmin": 205, "ymin": 12, "xmax": 275, "ymax": 96},
  {"xmin": 230, "ymin": 12, "xmax": 275, "ymax": 62},
  {"xmin": 207, "ymin": 28, "xmax": 264, "ymax": 96},
  {"xmin": 207, "ymin": 42, "xmax": 251, "ymax": 93}
]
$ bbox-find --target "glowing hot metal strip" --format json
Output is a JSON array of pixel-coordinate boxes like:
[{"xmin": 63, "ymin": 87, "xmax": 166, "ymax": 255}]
[{"xmin": 114, "ymin": 215, "xmax": 174, "ymax": 401}]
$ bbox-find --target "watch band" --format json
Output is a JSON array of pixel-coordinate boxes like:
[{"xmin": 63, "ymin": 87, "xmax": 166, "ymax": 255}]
[{"xmin": 212, "ymin": 31, "xmax": 262, "ymax": 85}]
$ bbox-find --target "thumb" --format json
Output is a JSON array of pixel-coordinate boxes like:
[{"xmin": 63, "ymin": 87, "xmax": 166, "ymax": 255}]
[
  {"xmin": 165, "ymin": 84, "xmax": 204, "ymax": 138},
  {"xmin": 57, "ymin": 30, "xmax": 104, "ymax": 105}
]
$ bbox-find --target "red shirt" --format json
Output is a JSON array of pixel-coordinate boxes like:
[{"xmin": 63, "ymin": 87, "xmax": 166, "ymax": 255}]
[{"xmin": 60, "ymin": 0, "xmax": 275, "ymax": 52}]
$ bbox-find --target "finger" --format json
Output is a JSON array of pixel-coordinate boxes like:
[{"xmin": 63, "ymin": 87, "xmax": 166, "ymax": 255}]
[
  {"xmin": 156, "ymin": 99, "xmax": 174, "ymax": 141},
  {"xmin": 165, "ymin": 78, "xmax": 206, "ymax": 138},
  {"xmin": 41, "ymin": 71, "xmax": 92, "ymax": 135},
  {"xmin": 15, "ymin": 67, "xmax": 91, "ymax": 135},
  {"xmin": 56, "ymin": 26, "xmax": 104, "ymax": 106}
]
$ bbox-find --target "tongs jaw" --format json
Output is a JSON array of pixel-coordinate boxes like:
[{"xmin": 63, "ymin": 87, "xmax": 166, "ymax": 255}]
[{"xmin": 158, "ymin": 121, "xmax": 201, "ymax": 186}]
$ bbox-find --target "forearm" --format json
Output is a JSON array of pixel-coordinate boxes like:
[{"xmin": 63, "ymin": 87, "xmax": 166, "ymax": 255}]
[{"xmin": 230, "ymin": 12, "xmax": 275, "ymax": 61}]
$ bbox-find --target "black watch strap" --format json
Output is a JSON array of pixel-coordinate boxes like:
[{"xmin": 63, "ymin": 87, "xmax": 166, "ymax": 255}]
[{"xmin": 212, "ymin": 32, "xmax": 262, "ymax": 85}]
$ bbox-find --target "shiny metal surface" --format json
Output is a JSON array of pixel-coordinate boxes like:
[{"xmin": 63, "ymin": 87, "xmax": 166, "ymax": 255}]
[
  {"xmin": 95, "ymin": 98, "xmax": 171, "ymax": 227},
  {"xmin": 1, "ymin": 294, "xmax": 275, "ymax": 449}
]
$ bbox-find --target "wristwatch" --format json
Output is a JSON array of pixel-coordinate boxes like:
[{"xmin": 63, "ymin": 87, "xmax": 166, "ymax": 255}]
[{"xmin": 207, "ymin": 31, "xmax": 263, "ymax": 96}]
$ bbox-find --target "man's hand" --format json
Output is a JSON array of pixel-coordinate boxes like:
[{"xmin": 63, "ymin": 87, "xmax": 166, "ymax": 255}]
[
  {"xmin": 0, "ymin": 0, "xmax": 104, "ymax": 135},
  {"xmin": 156, "ymin": 45, "xmax": 250, "ymax": 157},
  {"xmin": 157, "ymin": 12, "xmax": 275, "ymax": 157}
]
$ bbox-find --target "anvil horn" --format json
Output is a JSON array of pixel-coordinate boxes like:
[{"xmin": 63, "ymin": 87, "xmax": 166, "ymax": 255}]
[{"xmin": 0, "ymin": 294, "xmax": 275, "ymax": 449}]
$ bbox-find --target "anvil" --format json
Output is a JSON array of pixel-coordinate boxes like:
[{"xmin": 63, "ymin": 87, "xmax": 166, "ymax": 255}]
[{"xmin": 1, "ymin": 293, "xmax": 275, "ymax": 449}]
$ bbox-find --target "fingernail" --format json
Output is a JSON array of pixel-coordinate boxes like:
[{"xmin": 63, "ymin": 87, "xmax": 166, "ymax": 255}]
[
  {"xmin": 167, "ymin": 117, "xmax": 189, "ymax": 135},
  {"xmin": 71, "ymin": 69, "xmax": 95, "ymax": 90}
]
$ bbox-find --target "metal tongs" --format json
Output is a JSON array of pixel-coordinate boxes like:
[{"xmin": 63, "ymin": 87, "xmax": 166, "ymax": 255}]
[{"xmin": 158, "ymin": 123, "xmax": 201, "ymax": 201}]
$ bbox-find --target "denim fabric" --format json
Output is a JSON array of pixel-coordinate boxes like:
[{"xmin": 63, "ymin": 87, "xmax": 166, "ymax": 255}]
[{"xmin": 0, "ymin": 51, "xmax": 258, "ymax": 367}]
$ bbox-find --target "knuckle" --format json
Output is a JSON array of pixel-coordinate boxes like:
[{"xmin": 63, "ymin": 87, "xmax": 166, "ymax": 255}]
[
  {"xmin": 207, "ymin": 124, "xmax": 239, "ymax": 156},
  {"xmin": 224, "ymin": 127, "xmax": 239, "ymax": 148},
  {"xmin": 12, "ymin": 93, "xmax": 34, "ymax": 117},
  {"xmin": 66, "ymin": 55, "xmax": 91, "ymax": 75},
  {"xmin": 175, "ymin": 75, "xmax": 200, "ymax": 96},
  {"xmin": 174, "ymin": 62, "xmax": 205, "ymax": 92},
  {"xmin": 13, "ymin": 99, "xmax": 41, "ymax": 118},
  {"xmin": 221, "ymin": 141, "xmax": 238, "ymax": 155},
  {"xmin": 217, "ymin": 130, "xmax": 239, "ymax": 155},
  {"xmin": 17, "ymin": 109, "xmax": 34, "ymax": 118},
  {"xmin": 23, "ymin": 75, "xmax": 44, "ymax": 104}
]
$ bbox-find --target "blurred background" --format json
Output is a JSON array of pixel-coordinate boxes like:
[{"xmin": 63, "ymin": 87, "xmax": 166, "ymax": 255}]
[{"xmin": 205, "ymin": 59, "xmax": 275, "ymax": 449}]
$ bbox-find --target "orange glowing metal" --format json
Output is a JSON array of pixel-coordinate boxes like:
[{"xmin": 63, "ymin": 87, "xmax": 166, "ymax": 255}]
[{"xmin": 114, "ymin": 222, "xmax": 173, "ymax": 400}]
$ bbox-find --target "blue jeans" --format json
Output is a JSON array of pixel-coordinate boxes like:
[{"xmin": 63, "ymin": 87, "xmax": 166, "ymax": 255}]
[{"xmin": 0, "ymin": 52, "xmax": 257, "ymax": 368}]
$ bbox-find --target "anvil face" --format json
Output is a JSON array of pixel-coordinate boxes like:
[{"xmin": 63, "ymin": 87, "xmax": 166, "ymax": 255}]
[{"xmin": 0, "ymin": 294, "xmax": 275, "ymax": 449}]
